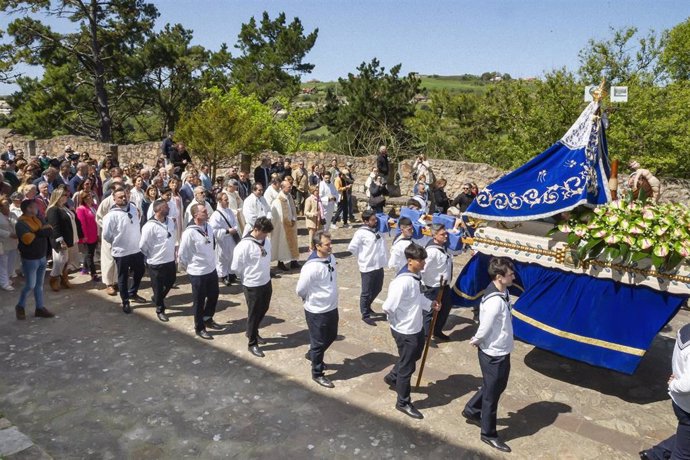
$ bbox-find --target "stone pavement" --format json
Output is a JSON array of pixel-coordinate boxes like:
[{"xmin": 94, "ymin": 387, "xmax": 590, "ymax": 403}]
[{"xmin": 0, "ymin": 223, "xmax": 684, "ymax": 459}]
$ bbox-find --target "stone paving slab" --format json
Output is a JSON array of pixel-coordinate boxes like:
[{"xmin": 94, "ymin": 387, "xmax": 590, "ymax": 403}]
[
  {"xmin": 0, "ymin": 223, "xmax": 685, "ymax": 459},
  {"xmin": 0, "ymin": 426, "xmax": 34, "ymax": 456}
]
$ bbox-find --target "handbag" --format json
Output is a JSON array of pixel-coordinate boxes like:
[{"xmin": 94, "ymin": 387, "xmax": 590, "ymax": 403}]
[
  {"xmin": 216, "ymin": 210, "xmax": 241, "ymax": 244},
  {"xmin": 369, "ymin": 195, "xmax": 385, "ymax": 207}
]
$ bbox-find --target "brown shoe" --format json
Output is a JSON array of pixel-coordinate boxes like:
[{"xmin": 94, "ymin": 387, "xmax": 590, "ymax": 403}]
[
  {"xmin": 15, "ymin": 305, "xmax": 26, "ymax": 320},
  {"xmin": 106, "ymin": 285, "xmax": 117, "ymax": 296},
  {"xmin": 60, "ymin": 270, "xmax": 72, "ymax": 289},
  {"xmin": 49, "ymin": 276, "xmax": 61, "ymax": 292},
  {"xmin": 35, "ymin": 308, "xmax": 55, "ymax": 318}
]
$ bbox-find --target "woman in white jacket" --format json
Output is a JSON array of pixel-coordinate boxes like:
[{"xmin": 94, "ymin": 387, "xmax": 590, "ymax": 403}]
[{"xmin": 0, "ymin": 195, "xmax": 19, "ymax": 290}]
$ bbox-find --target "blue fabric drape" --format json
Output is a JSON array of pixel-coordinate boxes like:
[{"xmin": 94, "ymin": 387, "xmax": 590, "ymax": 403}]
[{"xmin": 452, "ymin": 253, "xmax": 686, "ymax": 374}]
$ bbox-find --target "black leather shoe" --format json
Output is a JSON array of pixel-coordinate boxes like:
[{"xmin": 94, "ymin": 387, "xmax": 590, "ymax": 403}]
[
  {"xmin": 34, "ymin": 307, "xmax": 55, "ymax": 318},
  {"xmin": 248, "ymin": 345, "xmax": 265, "ymax": 357},
  {"xmin": 122, "ymin": 301, "xmax": 132, "ymax": 314},
  {"xmin": 312, "ymin": 375, "xmax": 334, "ymax": 388},
  {"xmin": 396, "ymin": 403, "xmax": 423, "ymax": 420},
  {"xmin": 157, "ymin": 312, "xmax": 169, "ymax": 322},
  {"xmin": 304, "ymin": 352, "xmax": 328, "ymax": 369},
  {"xmin": 130, "ymin": 294, "xmax": 148, "ymax": 303},
  {"xmin": 223, "ymin": 275, "xmax": 232, "ymax": 286},
  {"xmin": 204, "ymin": 319, "xmax": 225, "ymax": 330},
  {"xmin": 15, "ymin": 305, "xmax": 26, "ymax": 320},
  {"xmin": 362, "ymin": 317, "xmax": 377, "ymax": 326},
  {"xmin": 277, "ymin": 261, "xmax": 289, "ymax": 271},
  {"xmin": 481, "ymin": 437, "xmax": 511, "ymax": 453},
  {"xmin": 433, "ymin": 332, "xmax": 451, "ymax": 342},
  {"xmin": 383, "ymin": 374, "xmax": 396, "ymax": 387},
  {"xmin": 290, "ymin": 260, "xmax": 301, "ymax": 269},
  {"xmin": 461, "ymin": 410, "xmax": 481, "ymax": 427},
  {"xmin": 196, "ymin": 329, "xmax": 213, "ymax": 340}
]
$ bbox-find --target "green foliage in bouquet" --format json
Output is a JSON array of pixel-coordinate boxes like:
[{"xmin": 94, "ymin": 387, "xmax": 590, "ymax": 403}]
[{"xmin": 547, "ymin": 199, "xmax": 690, "ymax": 272}]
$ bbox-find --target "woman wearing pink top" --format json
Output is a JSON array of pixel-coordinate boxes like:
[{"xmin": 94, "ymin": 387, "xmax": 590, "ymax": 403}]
[{"xmin": 75, "ymin": 191, "xmax": 100, "ymax": 281}]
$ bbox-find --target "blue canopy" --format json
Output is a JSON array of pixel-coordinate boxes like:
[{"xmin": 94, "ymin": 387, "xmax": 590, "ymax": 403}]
[{"xmin": 465, "ymin": 101, "xmax": 612, "ymax": 222}]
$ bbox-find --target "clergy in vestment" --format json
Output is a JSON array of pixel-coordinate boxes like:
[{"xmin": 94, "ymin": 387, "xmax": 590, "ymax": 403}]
[{"xmin": 271, "ymin": 180, "xmax": 300, "ymax": 271}]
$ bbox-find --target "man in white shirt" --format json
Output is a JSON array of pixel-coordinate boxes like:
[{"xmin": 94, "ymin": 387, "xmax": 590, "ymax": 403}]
[
  {"xmin": 382, "ymin": 243, "xmax": 440, "ymax": 420},
  {"xmin": 242, "ymin": 183, "xmax": 271, "ymax": 236},
  {"xmin": 231, "ymin": 216, "xmax": 274, "ymax": 358},
  {"xmin": 139, "ymin": 199, "xmax": 177, "ymax": 322},
  {"xmin": 388, "ymin": 217, "xmax": 414, "ymax": 273},
  {"xmin": 296, "ymin": 231, "xmax": 338, "ymax": 389},
  {"xmin": 641, "ymin": 323, "xmax": 690, "ymax": 460},
  {"xmin": 463, "ymin": 257, "xmax": 516, "ymax": 453},
  {"xmin": 318, "ymin": 172, "xmax": 338, "ymax": 232},
  {"xmin": 178, "ymin": 203, "xmax": 223, "ymax": 340},
  {"xmin": 102, "ymin": 189, "xmax": 146, "ymax": 314},
  {"xmin": 347, "ymin": 210, "xmax": 388, "ymax": 326},
  {"xmin": 421, "ymin": 224, "xmax": 454, "ymax": 342}
]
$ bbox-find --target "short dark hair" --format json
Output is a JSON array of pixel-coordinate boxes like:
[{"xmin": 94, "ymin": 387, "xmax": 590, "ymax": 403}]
[
  {"xmin": 152, "ymin": 199, "xmax": 167, "ymax": 213},
  {"xmin": 20, "ymin": 198, "xmax": 35, "ymax": 213},
  {"xmin": 312, "ymin": 230, "xmax": 332, "ymax": 249},
  {"xmin": 431, "ymin": 223, "xmax": 446, "ymax": 234},
  {"xmin": 252, "ymin": 183, "xmax": 264, "ymax": 192},
  {"xmin": 404, "ymin": 243, "xmax": 427, "ymax": 261},
  {"xmin": 398, "ymin": 216, "xmax": 412, "ymax": 227},
  {"xmin": 361, "ymin": 209, "xmax": 376, "ymax": 221},
  {"xmin": 406, "ymin": 199, "xmax": 421, "ymax": 209},
  {"xmin": 253, "ymin": 216, "xmax": 273, "ymax": 233},
  {"xmin": 488, "ymin": 257, "xmax": 515, "ymax": 279}
]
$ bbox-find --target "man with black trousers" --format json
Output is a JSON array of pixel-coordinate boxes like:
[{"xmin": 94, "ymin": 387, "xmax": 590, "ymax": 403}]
[
  {"xmin": 421, "ymin": 223, "xmax": 454, "ymax": 343},
  {"xmin": 296, "ymin": 230, "xmax": 339, "ymax": 388},
  {"xmin": 231, "ymin": 216, "xmax": 274, "ymax": 357},
  {"xmin": 178, "ymin": 203, "xmax": 224, "ymax": 340},
  {"xmin": 347, "ymin": 210, "xmax": 388, "ymax": 326},
  {"xmin": 462, "ymin": 257, "xmax": 516, "ymax": 453},
  {"xmin": 382, "ymin": 243, "xmax": 440, "ymax": 420},
  {"xmin": 102, "ymin": 189, "xmax": 147, "ymax": 314},
  {"xmin": 139, "ymin": 199, "xmax": 177, "ymax": 322}
]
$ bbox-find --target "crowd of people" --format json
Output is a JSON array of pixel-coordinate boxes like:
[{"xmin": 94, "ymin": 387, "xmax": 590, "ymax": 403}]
[{"xmin": 3, "ymin": 138, "xmax": 687, "ymax": 456}]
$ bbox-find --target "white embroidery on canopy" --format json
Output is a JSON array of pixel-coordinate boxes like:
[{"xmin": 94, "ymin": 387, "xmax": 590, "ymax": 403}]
[{"xmin": 560, "ymin": 101, "xmax": 599, "ymax": 150}]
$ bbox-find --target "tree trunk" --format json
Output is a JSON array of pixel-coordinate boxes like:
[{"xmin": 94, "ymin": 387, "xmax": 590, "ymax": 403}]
[{"xmin": 89, "ymin": 0, "xmax": 112, "ymax": 142}]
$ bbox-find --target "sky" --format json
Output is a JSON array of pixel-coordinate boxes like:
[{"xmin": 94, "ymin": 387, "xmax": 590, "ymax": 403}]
[{"xmin": 1, "ymin": 0, "xmax": 689, "ymax": 94}]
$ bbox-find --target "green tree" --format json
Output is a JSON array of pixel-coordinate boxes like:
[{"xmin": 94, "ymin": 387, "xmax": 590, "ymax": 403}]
[
  {"xmin": 176, "ymin": 88, "xmax": 273, "ymax": 179},
  {"xmin": 1, "ymin": 0, "xmax": 159, "ymax": 142},
  {"xmin": 140, "ymin": 23, "xmax": 210, "ymax": 135},
  {"xmin": 577, "ymin": 26, "xmax": 664, "ymax": 86},
  {"xmin": 231, "ymin": 11, "xmax": 318, "ymax": 103},
  {"xmin": 320, "ymin": 58, "xmax": 421, "ymax": 158},
  {"xmin": 661, "ymin": 17, "xmax": 690, "ymax": 81}
]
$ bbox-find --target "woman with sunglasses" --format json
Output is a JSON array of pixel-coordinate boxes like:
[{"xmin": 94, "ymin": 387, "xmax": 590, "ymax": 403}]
[{"xmin": 46, "ymin": 185, "xmax": 82, "ymax": 291}]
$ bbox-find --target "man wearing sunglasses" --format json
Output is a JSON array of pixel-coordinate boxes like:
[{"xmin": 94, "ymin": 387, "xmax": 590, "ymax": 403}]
[
  {"xmin": 140, "ymin": 199, "xmax": 177, "ymax": 322},
  {"xmin": 102, "ymin": 189, "xmax": 146, "ymax": 314}
]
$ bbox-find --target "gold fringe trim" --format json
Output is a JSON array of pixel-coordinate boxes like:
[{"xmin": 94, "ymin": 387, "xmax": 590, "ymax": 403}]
[{"xmin": 512, "ymin": 309, "xmax": 646, "ymax": 356}]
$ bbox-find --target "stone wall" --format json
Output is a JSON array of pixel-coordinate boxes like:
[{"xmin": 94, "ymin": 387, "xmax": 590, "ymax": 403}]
[{"xmin": 4, "ymin": 133, "xmax": 690, "ymax": 205}]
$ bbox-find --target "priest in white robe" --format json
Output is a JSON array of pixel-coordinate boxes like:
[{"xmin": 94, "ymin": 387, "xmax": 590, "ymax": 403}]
[
  {"xmin": 271, "ymin": 180, "xmax": 300, "ymax": 271},
  {"xmin": 209, "ymin": 191, "xmax": 240, "ymax": 285}
]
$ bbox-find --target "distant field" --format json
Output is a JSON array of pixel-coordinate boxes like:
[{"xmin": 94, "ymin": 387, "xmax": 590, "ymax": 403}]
[
  {"xmin": 302, "ymin": 75, "xmax": 491, "ymax": 95},
  {"xmin": 418, "ymin": 76, "xmax": 489, "ymax": 94}
]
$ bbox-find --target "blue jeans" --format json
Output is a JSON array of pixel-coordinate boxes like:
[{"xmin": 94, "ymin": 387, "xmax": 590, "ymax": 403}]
[{"xmin": 18, "ymin": 257, "xmax": 47, "ymax": 311}]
